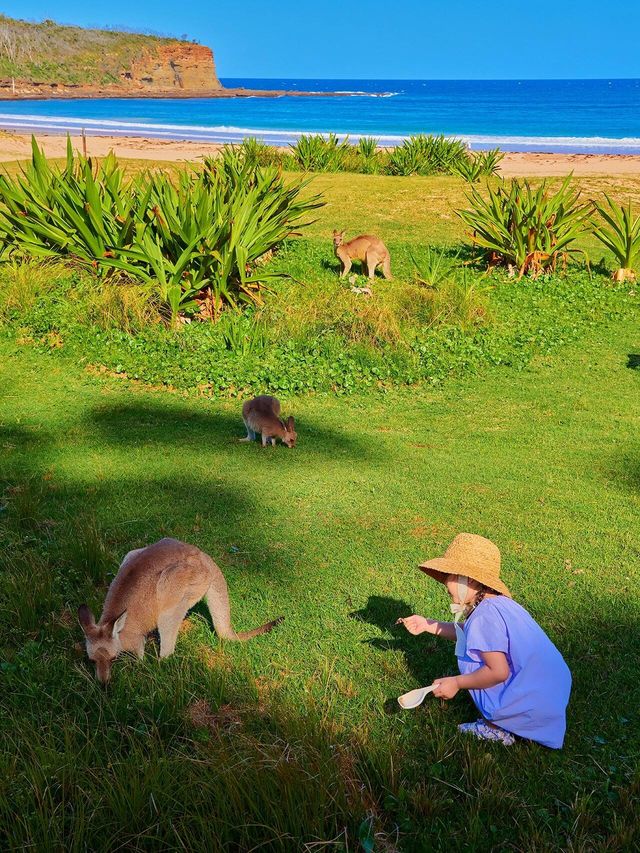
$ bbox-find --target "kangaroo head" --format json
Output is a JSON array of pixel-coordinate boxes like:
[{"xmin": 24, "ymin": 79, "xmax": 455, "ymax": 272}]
[
  {"xmin": 283, "ymin": 415, "xmax": 297, "ymax": 448},
  {"xmin": 332, "ymin": 229, "xmax": 345, "ymax": 248},
  {"xmin": 78, "ymin": 605, "xmax": 128, "ymax": 685}
]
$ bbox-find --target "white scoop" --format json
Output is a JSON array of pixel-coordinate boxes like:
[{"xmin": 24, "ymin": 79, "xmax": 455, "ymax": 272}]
[{"xmin": 397, "ymin": 683, "xmax": 437, "ymax": 709}]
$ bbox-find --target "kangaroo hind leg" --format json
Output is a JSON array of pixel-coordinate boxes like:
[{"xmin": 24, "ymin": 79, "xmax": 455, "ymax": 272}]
[
  {"xmin": 158, "ymin": 602, "xmax": 189, "ymax": 658},
  {"xmin": 366, "ymin": 252, "xmax": 379, "ymax": 280},
  {"xmin": 239, "ymin": 417, "xmax": 256, "ymax": 442},
  {"xmin": 382, "ymin": 254, "xmax": 392, "ymax": 280}
]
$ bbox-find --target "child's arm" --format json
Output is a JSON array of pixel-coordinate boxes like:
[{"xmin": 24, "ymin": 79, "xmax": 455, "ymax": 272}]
[
  {"xmin": 397, "ymin": 615, "xmax": 456, "ymax": 642},
  {"xmin": 432, "ymin": 651, "xmax": 510, "ymax": 699}
]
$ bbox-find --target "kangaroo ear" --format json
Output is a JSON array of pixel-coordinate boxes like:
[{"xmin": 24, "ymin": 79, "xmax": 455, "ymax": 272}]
[
  {"xmin": 111, "ymin": 610, "xmax": 128, "ymax": 638},
  {"xmin": 340, "ymin": 230, "xmax": 346, "ymax": 238},
  {"xmin": 286, "ymin": 416, "xmax": 295, "ymax": 431},
  {"xmin": 78, "ymin": 605, "xmax": 95, "ymax": 632}
]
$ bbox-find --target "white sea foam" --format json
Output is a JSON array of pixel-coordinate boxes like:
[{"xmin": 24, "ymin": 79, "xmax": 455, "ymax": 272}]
[{"xmin": 1, "ymin": 113, "xmax": 639, "ymax": 153}]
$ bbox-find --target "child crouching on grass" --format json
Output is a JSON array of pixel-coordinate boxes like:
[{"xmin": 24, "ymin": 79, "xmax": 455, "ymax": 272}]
[{"xmin": 399, "ymin": 533, "xmax": 571, "ymax": 748}]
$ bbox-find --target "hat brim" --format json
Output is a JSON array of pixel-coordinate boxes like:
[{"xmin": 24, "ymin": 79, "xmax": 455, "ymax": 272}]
[{"xmin": 418, "ymin": 557, "xmax": 511, "ymax": 598}]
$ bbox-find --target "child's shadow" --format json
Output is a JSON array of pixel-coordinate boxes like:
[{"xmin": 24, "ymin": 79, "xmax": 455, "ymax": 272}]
[{"xmin": 350, "ymin": 595, "xmax": 450, "ymax": 713}]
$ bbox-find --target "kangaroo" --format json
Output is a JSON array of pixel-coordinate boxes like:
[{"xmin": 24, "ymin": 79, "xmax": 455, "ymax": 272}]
[
  {"xmin": 78, "ymin": 538, "xmax": 284, "ymax": 684},
  {"xmin": 333, "ymin": 230, "xmax": 392, "ymax": 280},
  {"xmin": 240, "ymin": 395, "xmax": 297, "ymax": 448}
]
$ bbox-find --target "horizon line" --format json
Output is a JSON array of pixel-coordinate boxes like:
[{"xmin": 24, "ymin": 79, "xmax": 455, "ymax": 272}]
[{"xmin": 220, "ymin": 76, "xmax": 640, "ymax": 82}]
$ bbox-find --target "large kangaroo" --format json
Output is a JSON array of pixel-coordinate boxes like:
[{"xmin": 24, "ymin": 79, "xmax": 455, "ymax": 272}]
[
  {"xmin": 78, "ymin": 538, "xmax": 284, "ymax": 684},
  {"xmin": 333, "ymin": 230, "xmax": 392, "ymax": 280}
]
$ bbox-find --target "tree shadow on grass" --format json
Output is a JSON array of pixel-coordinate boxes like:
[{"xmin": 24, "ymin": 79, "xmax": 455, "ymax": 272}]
[
  {"xmin": 627, "ymin": 353, "xmax": 640, "ymax": 370},
  {"xmin": 87, "ymin": 399, "xmax": 373, "ymax": 459},
  {"xmin": 350, "ymin": 594, "xmax": 453, "ymax": 712},
  {"xmin": 605, "ymin": 449, "xmax": 640, "ymax": 495}
]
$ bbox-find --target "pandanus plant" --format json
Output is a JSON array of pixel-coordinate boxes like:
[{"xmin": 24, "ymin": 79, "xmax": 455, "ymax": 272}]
[{"xmin": 591, "ymin": 195, "xmax": 640, "ymax": 282}]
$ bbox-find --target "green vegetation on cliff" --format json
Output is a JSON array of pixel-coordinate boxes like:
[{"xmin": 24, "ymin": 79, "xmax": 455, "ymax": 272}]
[{"xmin": 0, "ymin": 14, "xmax": 215, "ymax": 89}]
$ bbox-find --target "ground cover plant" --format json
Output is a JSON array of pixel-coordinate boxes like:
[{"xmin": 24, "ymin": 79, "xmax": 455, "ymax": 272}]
[{"xmin": 0, "ymin": 161, "xmax": 639, "ymax": 850}]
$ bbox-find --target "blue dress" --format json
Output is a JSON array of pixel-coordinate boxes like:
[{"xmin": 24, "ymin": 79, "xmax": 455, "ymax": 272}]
[{"xmin": 457, "ymin": 597, "xmax": 572, "ymax": 749}]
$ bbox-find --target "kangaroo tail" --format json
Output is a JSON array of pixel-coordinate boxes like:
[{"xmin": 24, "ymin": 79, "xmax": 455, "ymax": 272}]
[
  {"xmin": 203, "ymin": 558, "xmax": 284, "ymax": 641},
  {"xmin": 383, "ymin": 256, "xmax": 392, "ymax": 279}
]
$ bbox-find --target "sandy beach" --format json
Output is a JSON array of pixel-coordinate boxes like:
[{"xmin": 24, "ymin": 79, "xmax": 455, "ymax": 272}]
[{"xmin": 2, "ymin": 130, "xmax": 640, "ymax": 176}]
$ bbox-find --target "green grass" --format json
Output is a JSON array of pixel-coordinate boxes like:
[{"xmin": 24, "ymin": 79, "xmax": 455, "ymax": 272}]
[
  {"xmin": 1, "ymin": 311, "xmax": 639, "ymax": 849},
  {"xmin": 1, "ymin": 167, "xmax": 639, "ymax": 849}
]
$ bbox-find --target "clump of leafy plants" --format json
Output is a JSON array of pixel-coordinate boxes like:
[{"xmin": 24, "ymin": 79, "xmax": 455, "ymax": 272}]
[
  {"xmin": 591, "ymin": 194, "xmax": 640, "ymax": 281},
  {"xmin": 457, "ymin": 176, "xmax": 592, "ymax": 276},
  {"xmin": 454, "ymin": 148, "xmax": 504, "ymax": 182},
  {"xmin": 0, "ymin": 138, "xmax": 324, "ymax": 325},
  {"xmin": 386, "ymin": 134, "xmax": 469, "ymax": 176},
  {"xmin": 289, "ymin": 133, "xmax": 352, "ymax": 172}
]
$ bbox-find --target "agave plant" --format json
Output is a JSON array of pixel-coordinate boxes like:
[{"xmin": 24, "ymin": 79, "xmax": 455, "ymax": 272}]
[
  {"xmin": 453, "ymin": 156, "xmax": 485, "ymax": 183},
  {"xmin": 475, "ymin": 148, "xmax": 504, "ymax": 177},
  {"xmin": 591, "ymin": 195, "xmax": 640, "ymax": 281},
  {"xmin": 457, "ymin": 176, "xmax": 592, "ymax": 276}
]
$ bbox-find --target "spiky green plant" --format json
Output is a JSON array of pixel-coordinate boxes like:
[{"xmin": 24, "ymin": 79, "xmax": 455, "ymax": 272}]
[
  {"xmin": 386, "ymin": 135, "xmax": 469, "ymax": 176},
  {"xmin": 457, "ymin": 176, "xmax": 592, "ymax": 276},
  {"xmin": 0, "ymin": 137, "xmax": 324, "ymax": 324},
  {"xmin": 475, "ymin": 148, "xmax": 504, "ymax": 177},
  {"xmin": 0, "ymin": 136, "xmax": 137, "ymax": 266},
  {"xmin": 454, "ymin": 148, "xmax": 504, "ymax": 182},
  {"xmin": 591, "ymin": 195, "xmax": 640, "ymax": 281},
  {"xmin": 290, "ymin": 133, "xmax": 351, "ymax": 172}
]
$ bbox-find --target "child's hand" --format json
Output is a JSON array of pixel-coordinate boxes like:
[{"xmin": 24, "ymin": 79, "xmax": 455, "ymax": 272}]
[
  {"xmin": 397, "ymin": 615, "xmax": 433, "ymax": 635},
  {"xmin": 432, "ymin": 676, "xmax": 460, "ymax": 700}
]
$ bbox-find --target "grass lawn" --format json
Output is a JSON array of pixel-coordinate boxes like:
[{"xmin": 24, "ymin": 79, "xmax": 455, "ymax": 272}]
[
  {"xmin": 0, "ymin": 167, "xmax": 639, "ymax": 850},
  {"xmin": 1, "ymin": 319, "xmax": 639, "ymax": 850}
]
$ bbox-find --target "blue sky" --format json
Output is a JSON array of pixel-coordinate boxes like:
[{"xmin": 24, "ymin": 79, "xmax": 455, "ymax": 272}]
[{"xmin": 6, "ymin": 1, "xmax": 640, "ymax": 80}]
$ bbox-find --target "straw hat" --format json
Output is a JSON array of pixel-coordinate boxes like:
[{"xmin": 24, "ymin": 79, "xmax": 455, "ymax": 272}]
[{"xmin": 419, "ymin": 533, "xmax": 511, "ymax": 597}]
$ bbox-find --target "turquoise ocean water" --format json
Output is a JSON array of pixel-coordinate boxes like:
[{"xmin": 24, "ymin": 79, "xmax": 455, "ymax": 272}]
[{"xmin": 1, "ymin": 78, "xmax": 639, "ymax": 153}]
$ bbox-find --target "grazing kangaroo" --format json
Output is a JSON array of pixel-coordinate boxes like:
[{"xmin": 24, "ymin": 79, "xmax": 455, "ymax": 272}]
[
  {"xmin": 333, "ymin": 230, "xmax": 392, "ymax": 280},
  {"xmin": 240, "ymin": 395, "xmax": 297, "ymax": 448},
  {"xmin": 78, "ymin": 538, "xmax": 284, "ymax": 684}
]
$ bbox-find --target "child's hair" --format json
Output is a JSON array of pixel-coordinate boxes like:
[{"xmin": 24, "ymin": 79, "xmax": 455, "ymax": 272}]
[{"xmin": 466, "ymin": 583, "xmax": 499, "ymax": 615}]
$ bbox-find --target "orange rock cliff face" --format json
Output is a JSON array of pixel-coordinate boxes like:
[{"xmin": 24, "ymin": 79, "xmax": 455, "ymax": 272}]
[
  {"xmin": 1, "ymin": 41, "xmax": 221, "ymax": 97},
  {"xmin": 126, "ymin": 43, "xmax": 220, "ymax": 91}
]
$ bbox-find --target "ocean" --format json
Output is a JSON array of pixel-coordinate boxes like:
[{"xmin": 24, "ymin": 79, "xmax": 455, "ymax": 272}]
[{"xmin": 1, "ymin": 78, "xmax": 640, "ymax": 154}]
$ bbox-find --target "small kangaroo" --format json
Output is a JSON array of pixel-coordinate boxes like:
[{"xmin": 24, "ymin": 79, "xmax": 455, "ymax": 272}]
[
  {"xmin": 78, "ymin": 538, "xmax": 284, "ymax": 684},
  {"xmin": 333, "ymin": 230, "xmax": 392, "ymax": 280},
  {"xmin": 240, "ymin": 395, "xmax": 297, "ymax": 448}
]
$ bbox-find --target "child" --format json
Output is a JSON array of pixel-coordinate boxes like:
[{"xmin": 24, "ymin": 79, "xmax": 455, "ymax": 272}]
[{"xmin": 399, "ymin": 533, "xmax": 571, "ymax": 748}]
